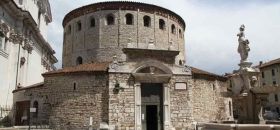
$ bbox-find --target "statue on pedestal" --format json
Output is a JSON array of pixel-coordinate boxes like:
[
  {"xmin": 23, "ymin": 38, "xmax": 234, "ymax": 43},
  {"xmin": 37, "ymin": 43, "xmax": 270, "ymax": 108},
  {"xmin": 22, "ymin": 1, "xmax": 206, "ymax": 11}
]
[{"xmin": 237, "ymin": 24, "xmax": 250, "ymax": 62}]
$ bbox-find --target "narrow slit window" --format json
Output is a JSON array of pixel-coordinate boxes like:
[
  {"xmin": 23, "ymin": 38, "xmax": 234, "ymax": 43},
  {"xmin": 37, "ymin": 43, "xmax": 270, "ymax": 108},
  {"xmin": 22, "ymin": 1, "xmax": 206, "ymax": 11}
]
[
  {"xmin": 179, "ymin": 29, "xmax": 182, "ymax": 38},
  {"xmin": 90, "ymin": 17, "xmax": 95, "ymax": 27},
  {"xmin": 171, "ymin": 24, "xmax": 176, "ymax": 34},
  {"xmin": 73, "ymin": 83, "xmax": 77, "ymax": 90}
]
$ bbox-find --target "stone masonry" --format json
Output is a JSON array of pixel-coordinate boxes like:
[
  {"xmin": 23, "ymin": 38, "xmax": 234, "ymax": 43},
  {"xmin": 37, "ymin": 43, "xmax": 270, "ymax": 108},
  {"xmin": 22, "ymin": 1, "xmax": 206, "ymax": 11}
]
[
  {"xmin": 12, "ymin": 2, "xmax": 233, "ymax": 130},
  {"xmin": 26, "ymin": 72, "xmax": 110, "ymax": 129}
]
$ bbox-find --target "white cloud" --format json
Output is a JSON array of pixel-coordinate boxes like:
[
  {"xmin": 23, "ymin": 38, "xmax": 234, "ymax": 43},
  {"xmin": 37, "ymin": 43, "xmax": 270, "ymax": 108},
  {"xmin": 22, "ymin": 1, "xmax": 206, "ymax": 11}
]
[{"xmin": 48, "ymin": 0, "xmax": 280, "ymax": 74}]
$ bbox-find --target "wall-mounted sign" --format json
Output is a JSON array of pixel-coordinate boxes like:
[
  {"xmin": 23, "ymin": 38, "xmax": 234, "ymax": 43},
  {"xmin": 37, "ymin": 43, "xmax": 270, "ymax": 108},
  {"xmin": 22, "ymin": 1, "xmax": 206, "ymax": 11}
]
[
  {"xmin": 30, "ymin": 108, "xmax": 36, "ymax": 113},
  {"xmin": 175, "ymin": 83, "xmax": 187, "ymax": 90}
]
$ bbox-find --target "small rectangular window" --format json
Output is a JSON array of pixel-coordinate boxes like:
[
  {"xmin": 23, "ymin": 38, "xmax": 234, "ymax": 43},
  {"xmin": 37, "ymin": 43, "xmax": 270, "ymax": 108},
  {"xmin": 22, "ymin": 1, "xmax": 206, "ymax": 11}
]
[
  {"xmin": 275, "ymin": 94, "xmax": 278, "ymax": 102},
  {"xmin": 273, "ymin": 81, "xmax": 277, "ymax": 85},
  {"xmin": 272, "ymin": 69, "xmax": 275, "ymax": 76}
]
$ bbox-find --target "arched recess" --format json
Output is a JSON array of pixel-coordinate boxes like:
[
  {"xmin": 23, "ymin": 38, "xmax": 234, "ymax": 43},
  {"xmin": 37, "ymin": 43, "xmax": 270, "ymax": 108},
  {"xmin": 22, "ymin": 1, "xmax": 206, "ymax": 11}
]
[
  {"xmin": 33, "ymin": 101, "xmax": 39, "ymax": 118},
  {"xmin": 132, "ymin": 60, "xmax": 172, "ymax": 74},
  {"xmin": 132, "ymin": 60, "xmax": 172, "ymax": 83},
  {"xmin": 106, "ymin": 14, "xmax": 115, "ymax": 25},
  {"xmin": 76, "ymin": 56, "xmax": 83, "ymax": 65}
]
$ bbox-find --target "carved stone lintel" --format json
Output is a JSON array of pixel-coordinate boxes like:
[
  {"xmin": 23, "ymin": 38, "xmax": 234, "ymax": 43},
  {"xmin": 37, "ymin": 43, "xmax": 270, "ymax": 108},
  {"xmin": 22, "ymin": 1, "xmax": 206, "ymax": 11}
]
[
  {"xmin": 0, "ymin": 22, "xmax": 9, "ymax": 36},
  {"xmin": 9, "ymin": 32, "xmax": 24, "ymax": 45},
  {"xmin": 20, "ymin": 57, "xmax": 26, "ymax": 66},
  {"xmin": 41, "ymin": 58, "xmax": 48, "ymax": 67},
  {"xmin": 22, "ymin": 39, "xmax": 34, "ymax": 54}
]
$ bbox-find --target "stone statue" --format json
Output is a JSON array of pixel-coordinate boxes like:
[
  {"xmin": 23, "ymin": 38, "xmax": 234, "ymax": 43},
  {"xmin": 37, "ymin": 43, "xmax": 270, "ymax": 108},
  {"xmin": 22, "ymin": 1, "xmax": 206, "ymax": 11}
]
[{"xmin": 237, "ymin": 24, "xmax": 250, "ymax": 62}]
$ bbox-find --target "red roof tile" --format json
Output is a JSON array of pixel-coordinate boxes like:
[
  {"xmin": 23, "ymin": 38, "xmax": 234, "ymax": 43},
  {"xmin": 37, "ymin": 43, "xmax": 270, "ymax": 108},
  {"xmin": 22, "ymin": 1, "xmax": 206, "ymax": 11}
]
[
  {"xmin": 259, "ymin": 58, "xmax": 280, "ymax": 68},
  {"xmin": 191, "ymin": 66, "xmax": 227, "ymax": 81},
  {"xmin": 42, "ymin": 62, "xmax": 110, "ymax": 76},
  {"xmin": 12, "ymin": 82, "xmax": 44, "ymax": 93}
]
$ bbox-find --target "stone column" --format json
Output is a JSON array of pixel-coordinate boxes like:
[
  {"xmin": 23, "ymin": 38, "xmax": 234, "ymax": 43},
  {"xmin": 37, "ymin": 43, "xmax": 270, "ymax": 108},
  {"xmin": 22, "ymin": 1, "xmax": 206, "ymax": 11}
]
[
  {"xmin": 163, "ymin": 83, "xmax": 171, "ymax": 129},
  {"xmin": 134, "ymin": 83, "xmax": 141, "ymax": 130}
]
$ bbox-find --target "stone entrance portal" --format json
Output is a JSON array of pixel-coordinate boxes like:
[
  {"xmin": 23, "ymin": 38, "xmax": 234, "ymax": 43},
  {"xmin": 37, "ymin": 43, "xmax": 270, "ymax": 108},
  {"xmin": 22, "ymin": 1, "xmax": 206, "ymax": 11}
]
[
  {"xmin": 132, "ymin": 61, "xmax": 172, "ymax": 130},
  {"xmin": 141, "ymin": 83, "xmax": 163, "ymax": 130}
]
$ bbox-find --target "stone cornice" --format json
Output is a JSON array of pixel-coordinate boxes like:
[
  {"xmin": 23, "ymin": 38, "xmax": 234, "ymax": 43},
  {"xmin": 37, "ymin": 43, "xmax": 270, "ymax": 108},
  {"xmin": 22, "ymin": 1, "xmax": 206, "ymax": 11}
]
[{"xmin": 63, "ymin": 1, "xmax": 186, "ymax": 29}]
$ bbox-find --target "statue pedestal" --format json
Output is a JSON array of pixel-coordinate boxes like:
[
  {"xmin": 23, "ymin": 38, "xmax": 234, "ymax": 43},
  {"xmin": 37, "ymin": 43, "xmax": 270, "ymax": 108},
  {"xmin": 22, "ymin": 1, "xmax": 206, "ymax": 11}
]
[{"xmin": 239, "ymin": 61, "xmax": 253, "ymax": 71}]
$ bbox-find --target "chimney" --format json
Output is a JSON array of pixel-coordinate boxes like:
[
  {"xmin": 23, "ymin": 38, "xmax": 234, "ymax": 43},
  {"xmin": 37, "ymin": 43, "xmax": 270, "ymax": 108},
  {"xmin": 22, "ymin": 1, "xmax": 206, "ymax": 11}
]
[{"xmin": 259, "ymin": 61, "xmax": 263, "ymax": 66}]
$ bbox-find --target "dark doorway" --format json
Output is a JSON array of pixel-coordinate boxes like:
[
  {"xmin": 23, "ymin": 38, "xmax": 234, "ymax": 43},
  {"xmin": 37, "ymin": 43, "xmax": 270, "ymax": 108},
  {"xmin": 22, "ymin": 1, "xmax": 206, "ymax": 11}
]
[
  {"xmin": 146, "ymin": 105, "xmax": 158, "ymax": 130},
  {"xmin": 15, "ymin": 101, "xmax": 30, "ymax": 126},
  {"xmin": 141, "ymin": 83, "xmax": 163, "ymax": 130}
]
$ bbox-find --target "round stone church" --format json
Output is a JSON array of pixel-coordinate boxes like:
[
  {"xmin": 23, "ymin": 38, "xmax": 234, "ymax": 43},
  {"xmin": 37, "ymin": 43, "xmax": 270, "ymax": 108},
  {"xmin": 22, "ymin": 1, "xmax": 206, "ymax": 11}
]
[{"xmin": 13, "ymin": 1, "xmax": 233, "ymax": 130}]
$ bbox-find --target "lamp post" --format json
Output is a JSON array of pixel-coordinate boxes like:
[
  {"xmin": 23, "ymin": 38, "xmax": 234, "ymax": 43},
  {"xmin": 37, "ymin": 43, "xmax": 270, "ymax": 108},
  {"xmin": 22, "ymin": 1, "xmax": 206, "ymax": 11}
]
[{"xmin": 113, "ymin": 80, "xmax": 124, "ymax": 94}]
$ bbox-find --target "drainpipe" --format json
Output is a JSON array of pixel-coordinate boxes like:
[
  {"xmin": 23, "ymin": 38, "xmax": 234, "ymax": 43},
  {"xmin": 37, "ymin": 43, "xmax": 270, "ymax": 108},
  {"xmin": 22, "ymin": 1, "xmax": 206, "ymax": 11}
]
[
  {"xmin": 15, "ymin": 42, "xmax": 21, "ymax": 89},
  {"xmin": 15, "ymin": 17, "xmax": 26, "ymax": 89}
]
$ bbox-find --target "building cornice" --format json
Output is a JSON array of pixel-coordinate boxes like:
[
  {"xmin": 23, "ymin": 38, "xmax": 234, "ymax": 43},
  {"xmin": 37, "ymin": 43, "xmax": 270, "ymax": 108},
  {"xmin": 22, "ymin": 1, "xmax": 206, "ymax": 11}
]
[
  {"xmin": 0, "ymin": 0, "xmax": 56, "ymax": 57},
  {"xmin": 62, "ymin": 1, "xmax": 186, "ymax": 29}
]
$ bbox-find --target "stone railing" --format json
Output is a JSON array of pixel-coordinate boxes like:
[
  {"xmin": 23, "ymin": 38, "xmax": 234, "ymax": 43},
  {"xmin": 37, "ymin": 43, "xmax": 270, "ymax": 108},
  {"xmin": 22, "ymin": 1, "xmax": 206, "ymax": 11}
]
[{"xmin": 200, "ymin": 123, "xmax": 280, "ymax": 130}]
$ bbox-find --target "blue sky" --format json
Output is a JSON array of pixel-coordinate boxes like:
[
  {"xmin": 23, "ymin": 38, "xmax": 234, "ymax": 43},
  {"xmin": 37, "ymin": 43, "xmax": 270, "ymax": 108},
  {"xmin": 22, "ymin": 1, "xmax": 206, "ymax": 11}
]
[{"xmin": 47, "ymin": 0, "xmax": 280, "ymax": 74}]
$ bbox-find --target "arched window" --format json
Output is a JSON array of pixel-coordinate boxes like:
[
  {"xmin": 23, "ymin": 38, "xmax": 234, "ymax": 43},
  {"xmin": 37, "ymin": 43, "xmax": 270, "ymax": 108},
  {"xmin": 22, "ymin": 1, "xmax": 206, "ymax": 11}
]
[
  {"xmin": 106, "ymin": 14, "xmax": 114, "ymax": 25},
  {"xmin": 171, "ymin": 24, "xmax": 176, "ymax": 34},
  {"xmin": 33, "ymin": 101, "xmax": 38, "ymax": 118},
  {"xmin": 143, "ymin": 16, "xmax": 151, "ymax": 27},
  {"xmin": 179, "ymin": 60, "xmax": 183, "ymax": 66},
  {"xmin": 90, "ymin": 17, "xmax": 95, "ymax": 27},
  {"xmin": 76, "ymin": 21, "xmax": 82, "ymax": 31},
  {"xmin": 159, "ymin": 19, "xmax": 165, "ymax": 30},
  {"xmin": 76, "ymin": 56, "xmax": 83, "ymax": 65},
  {"xmin": 179, "ymin": 29, "xmax": 182, "ymax": 38},
  {"xmin": 125, "ymin": 13, "xmax": 133, "ymax": 25}
]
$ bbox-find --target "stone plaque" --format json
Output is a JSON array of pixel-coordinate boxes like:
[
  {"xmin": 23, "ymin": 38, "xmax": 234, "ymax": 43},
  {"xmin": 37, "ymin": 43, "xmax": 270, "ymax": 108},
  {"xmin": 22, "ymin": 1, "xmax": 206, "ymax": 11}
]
[
  {"xmin": 175, "ymin": 83, "xmax": 187, "ymax": 90},
  {"xmin": 30, "ymin": 108, "xmax": 36, "ymax": 113}
]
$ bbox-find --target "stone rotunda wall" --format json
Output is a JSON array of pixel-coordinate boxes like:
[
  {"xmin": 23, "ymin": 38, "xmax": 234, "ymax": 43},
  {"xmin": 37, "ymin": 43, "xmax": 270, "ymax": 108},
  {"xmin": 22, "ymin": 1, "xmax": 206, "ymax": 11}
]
[{"xmin": 62, "ymin": 1, "xmax": 186, "ymax": 67}]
